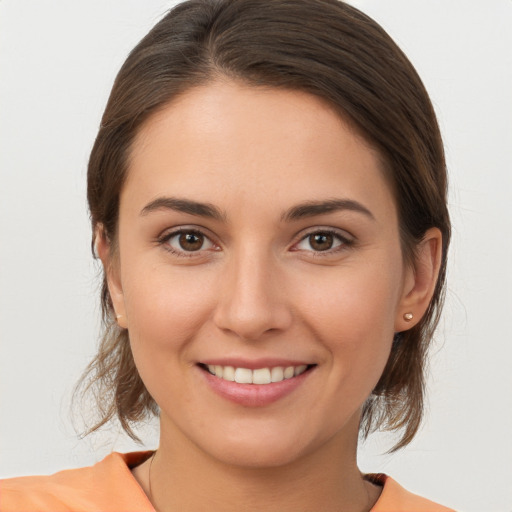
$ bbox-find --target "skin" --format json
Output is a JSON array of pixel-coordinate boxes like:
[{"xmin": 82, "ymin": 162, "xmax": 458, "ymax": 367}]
[{"xmin": 98, "ymin": 80, "xmax": 442, "ymax": 512}]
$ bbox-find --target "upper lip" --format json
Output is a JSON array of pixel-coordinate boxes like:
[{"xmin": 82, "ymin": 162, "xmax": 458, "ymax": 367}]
[{"xmin": 199, "ymin": 358, "xmax": 315, "ymax": 370}]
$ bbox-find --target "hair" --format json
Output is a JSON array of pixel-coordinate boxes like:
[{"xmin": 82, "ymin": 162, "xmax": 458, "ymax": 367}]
[{"xmin": 78, "ymin": 0, "xmax": 450, "ymax": 451}]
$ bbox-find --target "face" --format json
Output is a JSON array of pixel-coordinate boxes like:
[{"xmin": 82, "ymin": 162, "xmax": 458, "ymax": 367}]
[{"xmin": 106, "ymin": 81, "xmax": 419, "ymax": 468}]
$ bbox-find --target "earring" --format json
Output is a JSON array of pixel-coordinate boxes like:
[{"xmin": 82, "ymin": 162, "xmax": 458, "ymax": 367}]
[{"xmin": 403, "ymin": 312, "xmax": 414, "ymax": 322}]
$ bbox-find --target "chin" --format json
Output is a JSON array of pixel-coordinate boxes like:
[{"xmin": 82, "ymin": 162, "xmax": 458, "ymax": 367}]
[
  {"xmin": 194, "ymin": 421, "xmax": 336, "ymax": 470},
  {"xmin": 209, "ymin": 440, "xmax": 308, "ymax": 469}
]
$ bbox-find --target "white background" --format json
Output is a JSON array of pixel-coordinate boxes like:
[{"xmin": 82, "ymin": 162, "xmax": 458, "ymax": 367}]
[{"xmin": 1, "ymin": 1, "xmax": 511, "ymax": 510}]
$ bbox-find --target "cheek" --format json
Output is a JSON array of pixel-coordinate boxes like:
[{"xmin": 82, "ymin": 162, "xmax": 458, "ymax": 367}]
[
  {"xmin": 294, "ymin": 261, "xmax": 402, "ymax": 373},
  {"xmin": 120, "ymin": 264, "xmax": 220, "ymax": 406},
  {"xmin": 299, "ymin": 261, "xmax": 401, "ymax": 327},
  {"xmin": 121, "ymin": 260, "xmax": 217, "ymax": 351}
]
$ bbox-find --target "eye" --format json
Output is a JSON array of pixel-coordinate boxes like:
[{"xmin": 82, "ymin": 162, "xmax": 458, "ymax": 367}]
[
  {"xmin": 293, "ymin": 230, "xmax": 351, "ymax": 253},
  {"xmin": 161, "ymin": 229, "xmax": 216, "ymax": 255}
]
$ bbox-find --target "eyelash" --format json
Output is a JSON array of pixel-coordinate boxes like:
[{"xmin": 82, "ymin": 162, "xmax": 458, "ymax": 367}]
[
  {"xmin": 157, "ymin": 228, "xmax": 218, "ymax": 258},
  {"xmin": 156, "ymin": 227, "xmax": 354, "ymax": 258},
  {"xmin": 292, "ymin": 228, "xmax": 355, "ymax": 256}
]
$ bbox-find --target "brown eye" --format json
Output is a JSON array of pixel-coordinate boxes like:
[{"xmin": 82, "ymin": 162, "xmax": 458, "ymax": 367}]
[
  {"xmin": 165, "ymin": 230, "xmax": 215, "ymax": 254},
  {"xmin": 294, "ymin": 230, "xmax": 348, "ymax": 253},
  {"xmin": 309, "ymin": 232, "xmax": 334, "ymax": 251},
  {"xmin": 179, "ymin": 232, "xmax": 204, "ymax": 251}
]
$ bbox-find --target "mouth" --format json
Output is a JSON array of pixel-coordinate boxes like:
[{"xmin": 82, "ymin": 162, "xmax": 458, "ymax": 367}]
[{"xmin": 198, "ymin": 363, "xmax": 316, "ymax": 385}]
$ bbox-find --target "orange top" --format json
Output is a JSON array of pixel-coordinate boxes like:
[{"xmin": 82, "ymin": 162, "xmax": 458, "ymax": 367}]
[{"xmin": 0, "ymin": 452, "xmax": 455, "ymax": 512}]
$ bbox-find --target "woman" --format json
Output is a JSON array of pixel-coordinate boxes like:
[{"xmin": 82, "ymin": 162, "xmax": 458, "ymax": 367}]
[{"xmin": 1, "ymin": 0, "xmax": 454, "ymax": 510}]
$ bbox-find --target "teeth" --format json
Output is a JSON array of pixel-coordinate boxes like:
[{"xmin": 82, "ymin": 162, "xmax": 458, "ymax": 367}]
[
  {"xmin": 223, "ymin": 366, "xmax": 235, "ymax": 381},
  {"xmin": 283, "ymin": 366, "xmax": 294, "ymax": 379},
  {"xmin": 205, "ymin": 364, "xmax": 309, "ymax": 384},
  {"xmin": 294, "ymin": 365, "xmax": 307, "ymax": 376},
  {"xmin": 253, "ymin": 368, "xmax": 271, "ymax": 384},
  {"xmin": 270, "ymin": 366, "xmax": 284, "ymax": 382},
  {"xmin": 234, "ymin": 367, "xmax": 252, "ymax": 384}
]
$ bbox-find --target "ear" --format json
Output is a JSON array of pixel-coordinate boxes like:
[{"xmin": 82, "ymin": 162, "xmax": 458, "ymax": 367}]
[
  {"xmin": 395, "ymin": 227, "xmax": 443, "ymax": 332},
  {"xmin": 95, "ymin": 225, "xmax": 128, "ymax": 329}
]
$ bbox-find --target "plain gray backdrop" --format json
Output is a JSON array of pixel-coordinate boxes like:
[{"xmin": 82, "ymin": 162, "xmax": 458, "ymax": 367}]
[{"xmin": 1, "ymin": 1, "xmax": 511, "ymax": 511}]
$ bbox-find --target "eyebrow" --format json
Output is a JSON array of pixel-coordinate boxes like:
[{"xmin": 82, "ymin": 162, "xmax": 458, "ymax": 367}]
[
  {"xmin": 140, "ymin": 197, "xmax": 226, "ymax": 221},
  {"xmin": 281, "ymin": 198, "xmax": 375, "ymax": 222},
  {"xmin": 140, "ymin": 196, "xmax": 374, "ymax": 223}
]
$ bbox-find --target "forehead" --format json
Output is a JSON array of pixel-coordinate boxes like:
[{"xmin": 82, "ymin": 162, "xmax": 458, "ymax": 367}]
[{"xmin": 123, "ymin": 81, "xmax": 396, "ymax": 222}]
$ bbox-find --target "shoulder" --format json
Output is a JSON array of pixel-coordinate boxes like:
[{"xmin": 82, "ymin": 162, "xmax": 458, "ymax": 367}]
[
  {"xmin": 369, "ymin": 473, "xmax": 456, "ymax": 512},
  {"xmin": 0, "ymin": 452, "xmax": 154, "ymax": 512}
]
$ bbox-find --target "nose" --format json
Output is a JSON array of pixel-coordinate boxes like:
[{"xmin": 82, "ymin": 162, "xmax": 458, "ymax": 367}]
[{"xmin": 212, "ymin": 247, "xmax": 293, "ymax": 341}]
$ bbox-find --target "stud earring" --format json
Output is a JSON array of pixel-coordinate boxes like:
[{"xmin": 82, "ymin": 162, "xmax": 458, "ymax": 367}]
[{"xmin": 403, "ymin": 312, "xmax": 414, "ymax": 322}]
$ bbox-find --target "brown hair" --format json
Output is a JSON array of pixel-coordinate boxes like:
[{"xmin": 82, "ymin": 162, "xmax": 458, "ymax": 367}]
[{"xmin": 79, "ymin": 0, "xmax": 450, "ymax": 451}]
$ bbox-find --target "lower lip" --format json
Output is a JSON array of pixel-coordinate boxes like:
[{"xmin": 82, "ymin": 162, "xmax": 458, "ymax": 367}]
[{"xmin": 199, "ymin": 367, "xmax": 313, "ymax": 407}]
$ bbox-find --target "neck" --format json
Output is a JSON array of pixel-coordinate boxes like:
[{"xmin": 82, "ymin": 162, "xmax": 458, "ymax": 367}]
[{"xmin": 139, "ymin": 414, "xmax": 380, "ymax": 512}]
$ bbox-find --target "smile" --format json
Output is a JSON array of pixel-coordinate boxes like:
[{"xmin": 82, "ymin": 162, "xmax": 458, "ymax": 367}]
[
  {"xmin": 205, "ymin": 364, "xmax": 309, "ymax": 384},
  {"xmin": 198, "ymin": 361, "xmax": 316, "ymax": 406}
]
